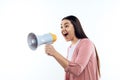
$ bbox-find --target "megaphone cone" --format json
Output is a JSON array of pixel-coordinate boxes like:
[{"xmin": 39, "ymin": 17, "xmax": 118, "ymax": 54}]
[{"xmin": 27, "ymin": 33, "xmax": 38, "ymax": 50}]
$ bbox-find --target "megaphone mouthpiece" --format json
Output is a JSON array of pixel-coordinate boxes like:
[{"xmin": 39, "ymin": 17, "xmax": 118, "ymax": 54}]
[{"xmin": 49, "ymin": 33, "xmax": 57, "ymax": 42}]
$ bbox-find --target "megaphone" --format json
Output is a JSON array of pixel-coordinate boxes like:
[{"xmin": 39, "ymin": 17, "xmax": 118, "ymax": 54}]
[{"xmin": 27, "ymin": 32, "xmax": 57, "ymax": 50}]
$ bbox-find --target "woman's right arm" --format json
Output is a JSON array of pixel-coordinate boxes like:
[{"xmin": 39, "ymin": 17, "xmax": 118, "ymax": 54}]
[{"xmin": 45, "ymin": 44, "xmax": 69, "ymax": 69}]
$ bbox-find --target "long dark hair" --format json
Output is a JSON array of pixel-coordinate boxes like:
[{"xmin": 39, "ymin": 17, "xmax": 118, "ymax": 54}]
[
  {"xmin": 62, "ymin": 15, "xmax": 101, "ymax": 77},
  {"xmin": 95, "ymin": 46, "xmax": 101, "ymax": 77}
]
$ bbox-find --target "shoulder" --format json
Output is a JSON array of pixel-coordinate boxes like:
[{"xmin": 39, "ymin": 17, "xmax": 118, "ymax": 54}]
[
  {"xmin": 80, "ymin": 38, "xmax": 93, "ymax": 44},
  {"xmin": 78, "ymin": 38, "xmax": 94, "ymax": 48}
]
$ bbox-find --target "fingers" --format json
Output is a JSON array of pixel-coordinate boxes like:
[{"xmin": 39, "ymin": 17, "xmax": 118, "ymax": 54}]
[{"xmin": 45, "ymin": 44, "xmax": 53, "ymax": 56}]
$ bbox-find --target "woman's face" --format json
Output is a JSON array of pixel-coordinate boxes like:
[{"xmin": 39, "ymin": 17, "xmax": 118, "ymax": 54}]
[{"xmin": 61, "ymin": 19, "xmax": 76, "ymax": 41}]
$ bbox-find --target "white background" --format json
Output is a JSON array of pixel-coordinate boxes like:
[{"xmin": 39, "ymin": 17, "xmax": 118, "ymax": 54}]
[{"xmin": 0, "ymin": 0, "xmax": 120, "ymax": 80}]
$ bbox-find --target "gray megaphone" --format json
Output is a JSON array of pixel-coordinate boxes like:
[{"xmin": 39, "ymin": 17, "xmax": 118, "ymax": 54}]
[{"xmin": 27, "ymin": 32, "xmax": 57, "ymax": 50}]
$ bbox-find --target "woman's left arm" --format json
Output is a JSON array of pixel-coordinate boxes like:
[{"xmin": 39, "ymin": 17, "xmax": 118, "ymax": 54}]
[{"xmin": 65, "ymin": 40, "xmax": 94, "ymax": 76}]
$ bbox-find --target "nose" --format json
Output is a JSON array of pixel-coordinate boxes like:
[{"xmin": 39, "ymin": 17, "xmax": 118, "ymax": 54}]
[
  {"xmin": 61, "ymin": 27, "xmax": 67, "ymax": 35},
  {"xmin": 61, "ymin": 26, "xmax": 66, "ymax": 31},
  {"xmin": 61, "ymin": 27, "xmax": 65, "ymax": 33}
]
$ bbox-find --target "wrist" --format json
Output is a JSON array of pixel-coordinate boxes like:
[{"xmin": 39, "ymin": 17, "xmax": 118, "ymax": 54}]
[{"xmin": 52, "ymin": 51, "xmax": 58, "ymax": 57}]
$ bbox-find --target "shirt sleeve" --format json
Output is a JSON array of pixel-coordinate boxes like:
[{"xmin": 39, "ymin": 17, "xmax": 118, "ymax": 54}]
[{"xmin": 65, "ymin": 39, "xmax": 94, "ymax": 77}]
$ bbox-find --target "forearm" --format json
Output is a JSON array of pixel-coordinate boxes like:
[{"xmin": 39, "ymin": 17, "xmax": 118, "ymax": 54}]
[
  {"xmin": 53, "ymin": 51, "xmax": 69, "ymax": 69},
  {"xmin": 45, "ymin": 44, "xmax": 69, "ymax": 69}
]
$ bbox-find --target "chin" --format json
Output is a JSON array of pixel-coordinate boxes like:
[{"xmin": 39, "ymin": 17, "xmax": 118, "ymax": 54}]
[{"xmin": 65, "ymin": 38, "xmax": 71, "ymax": 41}]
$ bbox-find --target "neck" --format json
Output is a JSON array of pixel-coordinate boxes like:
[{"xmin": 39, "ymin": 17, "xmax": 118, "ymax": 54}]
[{"xmin": 71, "ymin": 37, "xmax": 79, "ymax": 45}]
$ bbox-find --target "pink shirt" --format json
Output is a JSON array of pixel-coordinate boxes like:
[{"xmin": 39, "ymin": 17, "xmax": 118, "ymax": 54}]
[{"xmin": 65, "ymin": 38, "xmax": 99, "ymax": 80}]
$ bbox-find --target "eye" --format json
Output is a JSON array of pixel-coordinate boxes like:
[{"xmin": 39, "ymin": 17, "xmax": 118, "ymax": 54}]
[{"xmin": 65, "ymin": 25, "xmax": 69, "ymax": 28}]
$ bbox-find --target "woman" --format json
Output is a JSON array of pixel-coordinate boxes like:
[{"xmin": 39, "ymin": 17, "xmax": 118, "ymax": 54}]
[{"xmin": 45, "ymin": 15, "xmax": 100, "ymax": 80}]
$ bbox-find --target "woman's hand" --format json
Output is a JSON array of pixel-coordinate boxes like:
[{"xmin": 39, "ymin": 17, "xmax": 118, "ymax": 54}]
[{"xmin": 45, "ymin": 44, "xmax": 57, "ymax": 56}]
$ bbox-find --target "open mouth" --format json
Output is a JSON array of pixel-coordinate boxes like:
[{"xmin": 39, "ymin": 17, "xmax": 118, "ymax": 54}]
[{"xmin": 63, "ymin": 32, "xmax": 68, "ymax": 37}]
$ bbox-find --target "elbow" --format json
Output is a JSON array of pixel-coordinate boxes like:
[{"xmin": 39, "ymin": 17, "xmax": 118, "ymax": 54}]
[
  {"xmin": 75, "ymin": 70, "xmax": 83, "ymax": 77},
  {"xmin": 72, "ymin": 69, "xmax": 83, "ymax": 77},
  {"xmin": 65, "ymin": 64, "xmax": 84, "ymax": 77}
]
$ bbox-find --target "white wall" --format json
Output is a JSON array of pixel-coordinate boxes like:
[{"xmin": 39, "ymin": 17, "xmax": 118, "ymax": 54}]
[{"xmin": 0, "ymin": 0, "xmax": 120, "ymax": 80}]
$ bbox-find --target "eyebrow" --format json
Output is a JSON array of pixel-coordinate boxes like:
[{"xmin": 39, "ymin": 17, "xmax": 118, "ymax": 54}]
[
  {"xmin": 61, "ymin": 22, "xmax": 69, "ymax": 28},
  {"xmin": 61, "ymin": 22, "xmax": 69, "ymax": 26}
]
